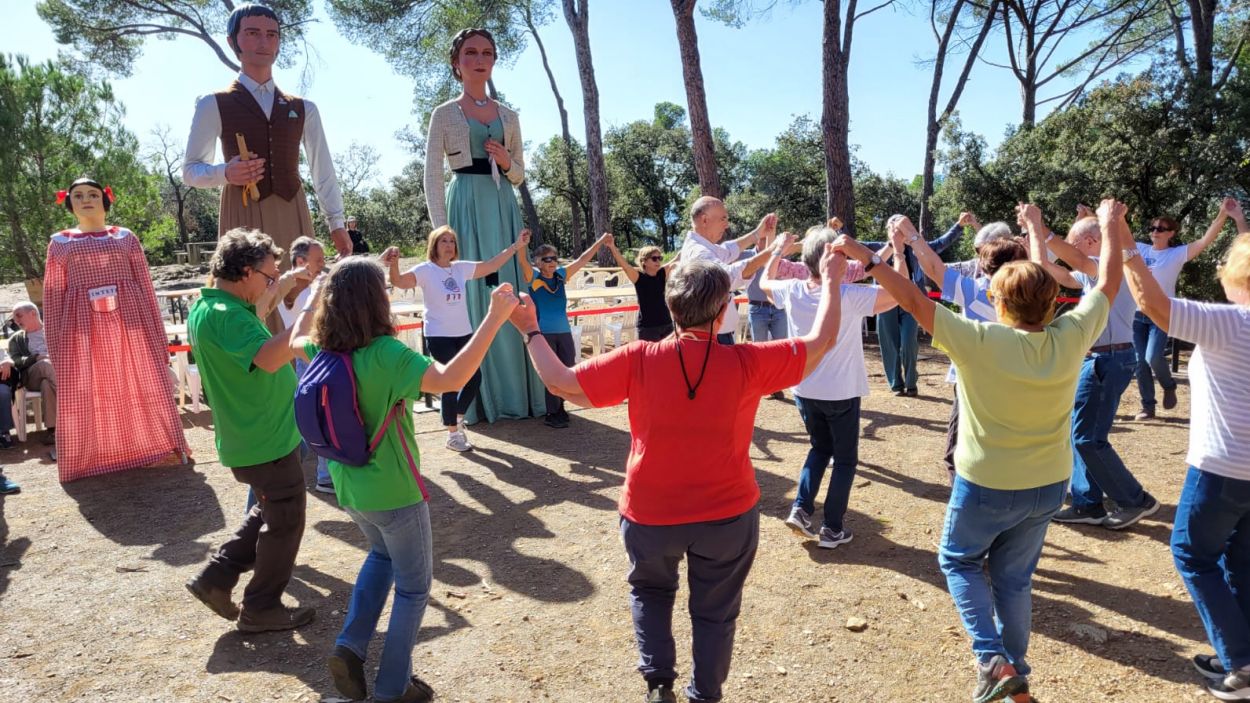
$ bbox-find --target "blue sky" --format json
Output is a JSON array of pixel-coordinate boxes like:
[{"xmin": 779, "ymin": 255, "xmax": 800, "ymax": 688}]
[{"xmin": 11, "ymin": 1, "xmax": 1135, "ymax": 190}]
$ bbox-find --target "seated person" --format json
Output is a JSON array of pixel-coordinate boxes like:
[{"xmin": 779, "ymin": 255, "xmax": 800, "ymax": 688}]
[
  {"xmin": 0, "ymin": 346, "xmax": 16, "ymax": 449},
  {"xmin": 9, "ymin": 301, "xmax": 56, "ymax": 444}
]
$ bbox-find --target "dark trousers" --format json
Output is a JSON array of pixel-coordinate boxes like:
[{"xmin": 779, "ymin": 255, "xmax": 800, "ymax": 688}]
[
  {"xmin": 198, "ymin": 448, "xmax": 306, "ymax": 611},
  {"xmin": 944, "ymin": 387, "xmax": 960, "ymax": 476},
  {"xmin": 793, "ymin": 396, "xmax": 861, "ymax": 532},
  {"xmin": 637, "ymin": 323, "xmax": 674, "ymax": 342},
  {"xmin": 426, "ymin": 334, "xmax": 482, "ymax": 427},
  {"xmin": 620, "ymin": 507, "xmax": 759, "ymax": 702},
  {"xmin": 544, "ymin": 331, "xmax": 576, "ymax": 416}
]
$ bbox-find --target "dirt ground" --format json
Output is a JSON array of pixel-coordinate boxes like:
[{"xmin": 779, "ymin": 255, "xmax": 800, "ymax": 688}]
[{"xmin": 0, "ymin": 332, "xmax": 1219, "ymax": 703}]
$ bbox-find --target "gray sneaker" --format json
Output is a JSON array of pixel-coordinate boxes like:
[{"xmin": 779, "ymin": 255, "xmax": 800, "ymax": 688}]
[
  {"xmin": 1052, "ymin": 503, "xmax": 1107, "ymax": 525},
  {"xmin": 973, "ymin": 654, "xmax": 1028, "ymax": 703},
  {"xmin": 784, "ymin": 506, "xmax": 816, "ymax": 538},
  {"xmin": 817, "ymin": 526, "xmax": 853, "ymax": 549},
  {"xmin": 1104, "ymin": 493, "xmax": 1160, "ymax": 530},
  {"xmin": 1195, "ymin": 654, "xmax": 1228, "ymax": 681},
  {"xmin": 446, "ymin": 430, "xmax": 473, "ymax": 453},
  {"xmin": 1209, "ymin": 668, "xmax": 1250, "ymax": 701}
]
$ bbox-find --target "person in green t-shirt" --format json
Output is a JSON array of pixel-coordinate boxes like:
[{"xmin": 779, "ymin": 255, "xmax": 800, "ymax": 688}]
[
  {"xmin": 832, "ymin": 200, "xmax": 1128, "ymax": 703},
  {"xmin": 289, "ymin": 257, "xmax": 518, "ymax": 703},
  {"xmin": 184, "ymin": 227, "xmax": 315, "ymax": 634}
]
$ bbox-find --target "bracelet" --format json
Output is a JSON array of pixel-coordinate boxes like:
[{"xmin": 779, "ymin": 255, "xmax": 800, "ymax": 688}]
[
  {"xmin": 301, "ymin": 306, "xmax": 315, "ymax": 314},
  {"xmin": 523, "ymin": 330, "xmax": 543, "ymax": 345}
]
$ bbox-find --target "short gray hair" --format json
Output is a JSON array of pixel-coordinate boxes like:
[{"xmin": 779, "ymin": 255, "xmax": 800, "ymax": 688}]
[
  {"xmin": 974, "ymin": 222, "xmax": 1013, "ymax": 250},
  {"xmin": 13, "ymin": 300, "xmax": 38, "ymax": 316},
  {"xmin": 666, "ymin": 260, "xmax": 730, "ymax": 329},
  {"xmin": 689, "ymin": 196, "xmax": 723, "ymax": 222},
  {"xmin": 801, "ymin": 225, "xmax": 838, "ymax": 278},
  {"xmin": 289, "ymin": 236, "xmax": 322, "ymax": 267}
]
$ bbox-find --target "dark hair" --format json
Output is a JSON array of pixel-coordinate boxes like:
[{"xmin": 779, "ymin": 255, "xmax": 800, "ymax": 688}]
[
  {"xmin": 227, "ymin": 3, "xmax": 281, "ymax": 54},
  {"xmin": 289, "ymin": 236, "xmax": 321, "ymax": 267},
  {"xmin": 977, "ymin": 238, "xmax": 1028, "ymax": 278},
  {"xmin": 312, "ymin": 257, "xmax": 396, "ymax": 352},
  {"xmin": 450, "ymin": 28, "xmax": 497, "ymax": 82},
  {"xmin": 210, "ymin": 228, "xmax": 283, "ymax": 282},
  {"xmin": 1151, "ymin": 216, "xmax": 1182, "ymax": 246},
  {"xmin": 64, "ymin": 177, "xmax": 111, "ymax": 213}
]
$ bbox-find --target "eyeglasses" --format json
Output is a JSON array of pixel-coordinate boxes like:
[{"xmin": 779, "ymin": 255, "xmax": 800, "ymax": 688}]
[
  {"xmin": 1149, "ymin": 226, "xmax": 1173, "ymax": 232},
  {"xmin": 646, "ymin": 255, "xmax": 663, "ymax": 262},
  {"xmin": 253, "ymin": 268, "xmax": 277, "ymax": 287},
  {"xmin": 539, "ymin": 256, "xmax": 558, "ymax": 263}
]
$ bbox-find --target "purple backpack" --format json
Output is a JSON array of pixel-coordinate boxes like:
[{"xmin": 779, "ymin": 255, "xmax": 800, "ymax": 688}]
[{"xmin": 294, "ymin": 350, "xmax": 401, "ymax": 466}]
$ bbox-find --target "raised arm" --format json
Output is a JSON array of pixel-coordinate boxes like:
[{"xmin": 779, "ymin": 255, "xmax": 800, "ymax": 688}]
[
  {"xmin": 381, "ymin": 247, "xmax": 416, "ymax": 289},
  {"xmin": 289, "ymin": 275, "xmax": 324, "ymax": 363},
  {"xmin": 759, "ymin": 232, "xmax": 796, "ymax": 294},
  {"xmin": 1045, "ymin": 221, "xmax": 1098, "ymax": 276},
  {"xmin": 895, "ymin": 217, "xmax": 944, "ymax": 286},
  {"xmin": 473, "ymin": 229, "xmax": 530, "ymax": 279},
  {"xmin": 835, "ymin": 235, "xmax": 936, "ymax": 333},
  {"xmin": 566, "ymin": 233, "xmax": 611, "ymax": 279},
  {"xmin": 795, "ymin": 245, "xmax": 846, "ymax": 377},
  {"xmin": 420, "ymin": 285, "xmax": 521, "ymax": 393},
  {"xmin": 728, "ymin": 212, "xmax": 774, "ymax": 253},
  {"xmin": 1189, "ymin": 198, "xmax": 1237, "ymax": 261},
  {"xmin": 517, "ymin": 239, "xmax": 535, "ymax": 283},
  {"xmin": 661, "ymin": 249, "xmax": 682, "ymax": 273},
  {"xmin": 507, "ymin": 293, "xmax": 587, "ymax": 403},
  {"xmin": 1020, "ymin": 204, "xmax": 1083, "ymax": 289},
  {"xmin": 604, "ymin": 235, "xmax": 640, "ymax": 284},
  {"xmin": 1092, "ymin": 198, "xmax": 1126, "ymax": 304}
]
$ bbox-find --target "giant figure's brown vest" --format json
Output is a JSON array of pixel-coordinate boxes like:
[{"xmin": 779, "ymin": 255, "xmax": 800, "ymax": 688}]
[{"xmin": 214, "ymin": 81, "xmax": 305, "ymax": 201}]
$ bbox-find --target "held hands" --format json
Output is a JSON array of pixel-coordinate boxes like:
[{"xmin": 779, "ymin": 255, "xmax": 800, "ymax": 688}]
[
  {"xmin": 818, "ymin": 243, "xmax": 847, "ymax": 283},
  {"xmin": 486, "ymin": 282, "xmax": 521, "ymax": 321},
  {"xmin": 1221, "ymin": 197, "xmax": 1243, "ymax": 220},
  {"xmin": 828, "ymin": 216, "xmax": 844, "ymax": 231},
  {"xmin": 484, "ymin": 139, "xmax": 511, "ymax": 171},
  {"xmin": 1096, "ymin": 198, "xmax": 1128, "ymax": 248},
  {"xmin": 957, "ymin": 211, "xmax": 979, "ymax": 228},
  {"xmin": 1016, "ymin": 203, "xmax": 1044, "ymax": 233},
  {"xmin": 773, "ymin": 231, "xmax": 796, "ymax": 256},
  {"xmin": 507, "ymin": 292, "xmax": 540, "ymax": 333},
  {"xmin": 225, "ymin": 154, "xmax": 265, "ymax": 186},
  {"xmin": 515, "ymin": 229, "xmax": 532, "ymax": 251},
  {"xmin": 1076, "ymin": 203, "xmax": 1094, "ymax": 220},
  {"xmin": 381, "ymin": 246, "xmax": 401, "ymax": 265},
  {"xmin": 831, "ymin": 234, "xmax": 873, "ymax": 265}
]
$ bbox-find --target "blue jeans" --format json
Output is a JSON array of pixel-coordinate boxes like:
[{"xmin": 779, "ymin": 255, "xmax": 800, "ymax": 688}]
[
  {"xmin": 716, "ymin": 333, "xmax": 735, "ymax": 345},
  {"xmin": 877, "ymin": 307, "xmax": 918, "ymax": 392},
  {"xmin": 1172, "ymin": 467, "xmax": 1250, "ymax": 671},
  {"xmin": 793, "ymin": 396, "xmax": 860, "ymax": 532},
  {"xmin": 1133, "ymin": 312, "xmax": 1177, "ymax": 410},
  {"xmin": 337, "ymin": 501, "xmax": 434, "ymax": 701},
  {"xmin": 748, "ymin": 302, "xmax": 788, "ymax": 344},
  {"xmin": 0, "ymin": 383, "xmax": 13, "ymax": 435},
  {"xmin": 939, "ymin": 476, "xmax": 1067, "ymax": 676},
  {"xmin": 1070, "ymin": 349, "xmax": 1145, "ymax": 510}
]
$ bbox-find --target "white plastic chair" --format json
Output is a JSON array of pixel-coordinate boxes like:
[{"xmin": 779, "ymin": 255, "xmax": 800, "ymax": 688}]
[{"xmin": 12, "ymin": 387, "xmax": 43, "ymax": 441}]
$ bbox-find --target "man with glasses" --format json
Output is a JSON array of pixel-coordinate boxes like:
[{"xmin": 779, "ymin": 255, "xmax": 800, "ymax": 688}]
[{"xmin": 184, "ymin": 227, "xmax": 315, "ymax": 633}]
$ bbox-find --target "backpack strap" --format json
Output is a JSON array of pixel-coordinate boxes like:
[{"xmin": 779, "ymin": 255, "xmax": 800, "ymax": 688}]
[{"xmin": 367, "ymin": 400, "xmax": 404, "ymax": 453}]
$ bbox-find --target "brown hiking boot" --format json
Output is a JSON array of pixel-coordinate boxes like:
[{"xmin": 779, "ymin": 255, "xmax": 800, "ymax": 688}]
[
  {"xmin": 185, "ymin": 578, "xmax": 239, "ymax": 621},
  {"xmin": 237, "ymin": 604, "xmax": 316, "ymax": 633}
]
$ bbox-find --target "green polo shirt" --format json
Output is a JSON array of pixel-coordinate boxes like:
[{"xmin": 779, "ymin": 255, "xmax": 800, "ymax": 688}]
[
  {"xmin": 188, "ymin": 288, "xmax": 301, "ymax": 468},
  {"xmin": 303, "ymin": 336, "xmax": 433, "ymax": 512}
]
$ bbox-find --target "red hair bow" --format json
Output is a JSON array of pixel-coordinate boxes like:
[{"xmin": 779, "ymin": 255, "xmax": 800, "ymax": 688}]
[
  {"xmin": 104, "ymin": 185, "xmax": 114, "ymax": 202},
  {"xmin": 55, "ymin": 190, "xmax": 68, "ymax": 204}
]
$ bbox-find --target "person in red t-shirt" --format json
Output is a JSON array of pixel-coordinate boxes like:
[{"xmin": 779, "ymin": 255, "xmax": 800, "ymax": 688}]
[{"xmin": 507, "ymin": 251, "xmax": 847, "ymax": 703}]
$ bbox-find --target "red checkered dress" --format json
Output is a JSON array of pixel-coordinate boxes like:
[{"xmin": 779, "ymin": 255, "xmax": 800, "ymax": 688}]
[{"xmin": 44, "ymin": 227, "xmax": 190, "ymax": 482}]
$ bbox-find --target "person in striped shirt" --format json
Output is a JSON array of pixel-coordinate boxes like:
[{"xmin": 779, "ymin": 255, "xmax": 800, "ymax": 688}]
[{"xmin": 1121, "ymin": 228, "xmax": 1250, "ymax": 701}]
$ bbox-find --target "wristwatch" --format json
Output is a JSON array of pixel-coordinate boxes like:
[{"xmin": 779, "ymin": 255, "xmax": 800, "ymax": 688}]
[
  {"xmin": 907, "ymin": 233, "xmax": 920, "ymax": 243},
  {"xmin": 523, "ymin": 330, "xmax": 543, "ymax": 345},
  {"xmin": 864, "ymin": 253, "xmax": 884, "ymax": 273},
  {"xmin": 1123, "ymin": 248, "xmax": 1141, "ymax": 262}
]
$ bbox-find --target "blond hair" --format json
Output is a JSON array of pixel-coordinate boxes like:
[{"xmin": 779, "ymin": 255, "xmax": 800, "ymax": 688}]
[
  {"xmin": 427, "ymin": 225, "xmax": 459, "ymax": 263},
  {"xmin": 990, "ymin": 261, "xmax": 1060, "ymax": 327},
  {"xmin": 1219, "ymin": 233, "xmax": 1250, "ymax": 295}
]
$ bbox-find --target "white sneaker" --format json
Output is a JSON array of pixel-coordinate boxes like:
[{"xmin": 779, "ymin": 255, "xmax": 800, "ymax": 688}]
[{"xmin": 446, "ymin": 431, "xmax": 473, "ymax": 453}]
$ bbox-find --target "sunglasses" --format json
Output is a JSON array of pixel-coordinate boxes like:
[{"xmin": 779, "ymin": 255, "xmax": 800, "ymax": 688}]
[
  {"xmin": 539, "ymin": 256, "xmax": 558, "ymax": 263},
  {"xmin": 1149, "ymin": 226, "xmax": 1173, "ymax": 232},
  {"xmin": 646, "ymin": 255, "xmax": 663, "ymax": 262}
]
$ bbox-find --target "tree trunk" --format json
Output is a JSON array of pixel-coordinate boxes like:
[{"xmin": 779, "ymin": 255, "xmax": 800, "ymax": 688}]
[
  {"xmin": 562, "ymin": 0, "xmax": 612, "ymax": 263},
  {"xmin": 822, "ymin": 0, "xmax": 855, "ymax": 234},
  {"xmin": 671, "ymin": 0, "xmax": 722, "ymax": 199},
  {"xmin": 524, "ymin": 2, "xmax": 583, "ymax": 251}
]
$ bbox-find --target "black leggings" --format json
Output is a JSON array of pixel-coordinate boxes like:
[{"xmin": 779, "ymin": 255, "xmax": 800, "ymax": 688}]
[
  {"xmin": 544, "ymin": 332, "xmax": 577, "ymax": 415},
  {"xmin": 425, "ymin": 334, "xmax": 482, "ymax": 427}
]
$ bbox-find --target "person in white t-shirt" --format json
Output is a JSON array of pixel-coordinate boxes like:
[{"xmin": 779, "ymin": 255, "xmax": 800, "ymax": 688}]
[
  {"xmin": 1121, "ymin": 228, "xmax": 1250, "ymax": 701},
  {"xmin": 1131, "ymin": 199, "xmax": 1245, "ymax": 419},
  {"xmin": 761, "ymin": 225, "xmax": 898, "ymax": 549},
  {"xmin": 384, "ymin": 226, "xmax": 529, "ymax": 452}
]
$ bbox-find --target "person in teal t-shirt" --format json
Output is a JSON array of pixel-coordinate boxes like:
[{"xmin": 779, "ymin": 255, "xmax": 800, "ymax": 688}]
[
  {"xmin": 290, "ymin": 257, "xmax": 518, "ymax": 703},
  {"xmin": 517, "ymin": 233, "xmax": 609, "ymax": 428},
  {"xmin": 832, "ymin": 201, "xmax": 1128, "ymax": 703},
  {"xmin": 185, "ymin": 228, "xmax": 313, "ymax": 635}
]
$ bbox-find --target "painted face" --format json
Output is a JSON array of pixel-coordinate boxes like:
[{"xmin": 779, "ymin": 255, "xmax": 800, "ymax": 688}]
[
  {"xmin": 70, "ymin": 185, "xmax": 105, "ymax": 219},
  {"xmin": 455, "ymin": 34, "xmax": 496, "ymax": 83},
  {"xmin": 235, "ymin": 16, "xmax": 280, "ymax": 67},
  {"xmin": 435, "ymin": 233, "xmax": 458, "ymax": 262}
]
